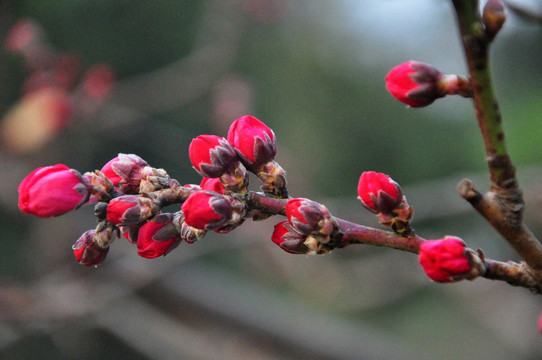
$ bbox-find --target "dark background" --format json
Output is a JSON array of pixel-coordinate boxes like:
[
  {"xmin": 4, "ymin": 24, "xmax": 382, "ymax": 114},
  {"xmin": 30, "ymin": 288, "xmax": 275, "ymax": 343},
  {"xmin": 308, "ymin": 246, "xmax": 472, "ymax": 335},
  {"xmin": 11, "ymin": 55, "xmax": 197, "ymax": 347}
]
[{"xmin": 0, "ymin": 1, "xmax": 541, "ymax": 359}]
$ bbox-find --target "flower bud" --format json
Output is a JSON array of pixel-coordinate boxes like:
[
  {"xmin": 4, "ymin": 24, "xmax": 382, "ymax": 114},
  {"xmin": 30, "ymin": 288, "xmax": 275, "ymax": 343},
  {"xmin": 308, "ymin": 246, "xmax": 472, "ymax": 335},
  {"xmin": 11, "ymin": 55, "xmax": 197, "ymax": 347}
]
[
  {"xmin": 483, "ymin": 0, "xmax": 506, "ymax": 40},
  {"xmin": 200, "ymin": 177, "xmax": 226, "ymax": 194},
  {"xmin": 18, "ymin": 164, "xmax": 91, "ymax": 217},
  {"xmin": 271, "ymin": 221, "xmax": 311, "ymax": 255},
  {"xmin": 106, "ymin": 194, "xmax": 158, "ymax": 225},
  {"xmin": 357, "ymin": 171, "xmax": 403, "ymax": 215},
  {"xmin": 418, "ymin": 236, "xmax": 472, "ymax": 282},
  {"xmin": 189, "ymin": 135, "xmax": 239, "ymax": 178},
  {"xmin": 227, "ymin": 115, "xmax": 276, "ymax": 173},
  {"xmin": 385, "ymin": 61, "xmax": 445, "ymax": 107},
  {"xmin": 181, "ymin": 191, "xmax": 233, "ymax": 230},
  {"xmin": 100, "ymin": 153, "xmax": 152, "ymax": 193},
  {"xmin": 119, "ymin": 224, "xmax": 140, "ymax": 244},
  {"xmin": 72, "ymin": 230, "xmax": 109, "ymax": 267},
  {"xmin": 285, "ymin": 198, "xmax": 334, "ymax": 237},
  {"xmin": 136, "ymin": 213, "xmax": 181, "ymax": 259}
]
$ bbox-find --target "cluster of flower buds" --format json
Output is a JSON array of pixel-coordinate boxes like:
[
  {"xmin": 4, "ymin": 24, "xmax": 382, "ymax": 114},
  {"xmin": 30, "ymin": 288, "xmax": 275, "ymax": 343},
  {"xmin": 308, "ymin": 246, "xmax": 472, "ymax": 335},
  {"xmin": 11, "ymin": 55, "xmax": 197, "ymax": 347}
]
[
  {"xmin": 1, "ymin": 18, "xmax": 115, "ymax": 154},
  {"xmin": 357, "ymin": 171, "xmax": 414, "ymax": 235},
  {"xmin": 271, "ymin": 198, "xmax": 337, "ymax": 255},
  {"xmin": 418, "ymin": 236, "xmax": 483, "ymax": 283},
  {"xmin": 385, "ymin": 61, "xmax": 472, "ymax": 108},
  {"xmin": 18, "ymin": 115, "xmax": 291, "ymax": 266}
]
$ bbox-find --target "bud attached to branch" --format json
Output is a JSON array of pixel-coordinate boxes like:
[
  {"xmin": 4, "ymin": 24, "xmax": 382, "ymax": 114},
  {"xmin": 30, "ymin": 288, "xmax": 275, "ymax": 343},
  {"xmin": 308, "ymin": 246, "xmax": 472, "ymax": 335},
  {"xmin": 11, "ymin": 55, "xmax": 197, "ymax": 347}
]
[
  {"xmin": 72, "ymin": 230, "xmax": 109, "ymax": 267},
  {"xmin": 136, "ymin": 213, "xmax": 181, "ymax": 259},
  {"xmin": 100, "ymin": 153, "xmax": 164, "ymax": 194},
  {"xmin": 227, "ymin": 115, "xmax": 276, "ymax": 173},
  {"xmin": 18, "ymin": 164, "xmax": 91, "ymax": 217},
  {"xmin": 285, "ymin": 198, "xmax": 335, "ymax": 239},
  {"xmin": 106, "ymin": 194, "xmax": 159, "ymax": 225},
  {"xmin": 189, "ymin": 134, "xmax": 247, "ymax": 192},
  {"xmin": 483, "ymin": 0, "xmax": 506, "ymax": 40},
  {"xmin": 418, "ymin": 236, "xmax": 481, "ymax": 282},
  {"xmin": 385, "ymin": 61, "xmax": 471, "ymax": 107},
  {"xmin": 357, "ymin": 171, "xmax": 413, "ymax": 235},
  {"xmin": 227, "ymin": 115, "xmax": 288, "ymax": 198},
  {"xmin": 181, "ymin": 191, "xmax": 233, "ymax": 231},
  {"xmin": 271, "ymin": 221, "xmax": 313, "ymax": 255}
]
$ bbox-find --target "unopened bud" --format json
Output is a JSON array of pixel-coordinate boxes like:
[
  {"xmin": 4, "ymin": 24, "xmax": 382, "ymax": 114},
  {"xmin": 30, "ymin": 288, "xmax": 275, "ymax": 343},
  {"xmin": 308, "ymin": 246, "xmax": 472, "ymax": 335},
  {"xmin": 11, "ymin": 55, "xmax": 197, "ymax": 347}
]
[
  {"xmin": 285, "ymin": 198, "xmax": 335, "ymax": 238},
  {"xmin": 106, "ymin": 194, "xmax": 158, "ymax": 225},
  {"xmin": 136, "ymin": 213, "xmax": 181, "ymax": 259},
  {"xmin": 227, "ymin": 115, "xmax": 277, "ymax": 173},
  {"xmin": 418, "ymin": 236, "xmax": 475, "ymax": 282},
  {"xmin": 271, "ymin": 221, "xmax": 313, "ymax": 255},
  {"xmin": 18, "ymin": 164, "xmax": 91, "ymax": 217},
  {"xmin": 385, "ymin": 61, "xmax": 445, "ymax": 107},
  {"xmin": 181, "ymin": 191, "xmax": 233, "ymax": 231},
  {"xmin": 72, "ymin": 230, "xmax": 109, "ymax": 267},
  {"xmin": 483, "ymin": 0, "xmax": 506, "ymax": 40}
]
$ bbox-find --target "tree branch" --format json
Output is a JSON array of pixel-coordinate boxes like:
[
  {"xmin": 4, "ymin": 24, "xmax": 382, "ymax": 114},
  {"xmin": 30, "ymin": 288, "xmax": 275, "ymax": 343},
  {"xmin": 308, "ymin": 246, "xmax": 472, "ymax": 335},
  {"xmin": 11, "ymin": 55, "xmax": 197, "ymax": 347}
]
[{"xmin": 451, "ymin": 0, "xmax": 542, "ymax": 282}]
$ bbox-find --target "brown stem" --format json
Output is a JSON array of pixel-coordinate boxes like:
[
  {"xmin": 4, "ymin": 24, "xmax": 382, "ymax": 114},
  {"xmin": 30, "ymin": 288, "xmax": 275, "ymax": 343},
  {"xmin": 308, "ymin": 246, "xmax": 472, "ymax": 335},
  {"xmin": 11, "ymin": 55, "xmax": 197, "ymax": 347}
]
[
  {"xmin": 451, "ymin": 0, "xmax": 542, "ymax": 282},
  {"xmin": 483, "ymin": 259, "xmax": 542, "ymax": 294},
  {"xmin": 335, "ymin": 218, "xmax": 423, "ymax": 253}
]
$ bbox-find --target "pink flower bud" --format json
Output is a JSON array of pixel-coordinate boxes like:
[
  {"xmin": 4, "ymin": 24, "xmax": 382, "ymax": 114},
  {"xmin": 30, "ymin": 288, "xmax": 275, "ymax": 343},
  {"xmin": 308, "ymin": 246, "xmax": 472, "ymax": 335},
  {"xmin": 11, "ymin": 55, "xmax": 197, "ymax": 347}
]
[
  {"xmin": 285, "ymin": 198, "xmax": 334, "ymax": 236},
  {"xmin": 181, "ymin": 191, "xmax": 233, "ymax": 230},
  {"xmin": 199, "ymin": 177, "xmax": 226, "ymax": 194},
  {"xmin": 227, "ymin": 115, "xmax": 276, "ymax": 172},
  {"xmin": 106, "ymin": 195, "xmax": 157, "ymax": 225},
  {"xmin": 18, "ymin": 164, "xmax": 91, "ymax": 217},
  {"xmin": 271, "ymin": 221, "xmax": 310, "ymax": 254},
  {"xmin": 357, "ymin": 171, "xmax": 403, "ymax": 215},
  {"xmin": 100, "ymin": 153, "xmax": 150, "ymax": 192},
  {"xmin": 385, "ymin": 61, "xmax": 444, "ymax": 107},
  {"xmin": 418, "ymin": 236, "xmax": 472, "ymax": 282},
  {"xmin": 189, "ymin": 135, "xmax": 239, "ymax": 178},
  {"xmin": 72, "ymin": 230, "xmax": 109, "ymax": 267},
  {"xmin": 136, "ymin": 213, "xmax": 181, "ymax": 259}
]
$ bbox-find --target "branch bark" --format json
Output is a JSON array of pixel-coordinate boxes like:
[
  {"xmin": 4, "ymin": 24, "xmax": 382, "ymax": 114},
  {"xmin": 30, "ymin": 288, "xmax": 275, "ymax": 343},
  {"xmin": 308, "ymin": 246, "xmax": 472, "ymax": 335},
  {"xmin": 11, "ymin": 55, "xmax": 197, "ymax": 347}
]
[{"xmin": 451, "ymin": 0, "xmax": 542, "ymax": 283}]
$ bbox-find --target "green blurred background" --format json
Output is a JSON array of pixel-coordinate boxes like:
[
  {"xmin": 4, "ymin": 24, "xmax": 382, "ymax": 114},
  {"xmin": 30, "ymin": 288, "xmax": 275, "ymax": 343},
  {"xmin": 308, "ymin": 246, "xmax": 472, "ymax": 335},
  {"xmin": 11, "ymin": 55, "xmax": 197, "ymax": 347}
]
[{"xmin": 0, "ymin": 0, "xmax": 541, "ymax": 359}]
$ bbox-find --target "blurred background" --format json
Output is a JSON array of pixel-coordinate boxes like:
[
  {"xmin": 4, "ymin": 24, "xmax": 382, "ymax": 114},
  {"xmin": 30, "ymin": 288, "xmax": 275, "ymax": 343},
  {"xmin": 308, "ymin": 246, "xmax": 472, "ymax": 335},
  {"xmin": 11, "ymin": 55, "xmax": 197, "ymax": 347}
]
[{"xmin": 0, "ymin": 0, "xmax": 541, "ymax": 359}]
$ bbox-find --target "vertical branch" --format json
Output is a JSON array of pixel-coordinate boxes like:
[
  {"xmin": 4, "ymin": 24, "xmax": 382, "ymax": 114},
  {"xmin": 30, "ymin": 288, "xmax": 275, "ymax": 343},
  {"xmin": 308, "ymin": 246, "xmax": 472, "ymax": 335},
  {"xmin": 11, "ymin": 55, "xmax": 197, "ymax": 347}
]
[{"xmin": 451, "ymin": 0, "xmax": 542, "ymax": 279}]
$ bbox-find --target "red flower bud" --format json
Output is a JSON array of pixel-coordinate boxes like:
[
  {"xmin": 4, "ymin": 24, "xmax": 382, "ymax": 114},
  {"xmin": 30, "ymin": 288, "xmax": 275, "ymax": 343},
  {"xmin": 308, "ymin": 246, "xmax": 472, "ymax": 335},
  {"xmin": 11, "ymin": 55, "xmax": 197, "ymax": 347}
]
[
  {"xmin": 18, "ymin": 164, "xmax": 91, "ymax": 217},
  {"xmin": 385, "ymin": 61, "xmax": 444, "ymax": 107},
  {"xmin": 106, "ymin": 195, "xmax": 157, "ymax": 225},
  {"xmin": 357, "ymin": 171, "xmax": 403, "ymax": 215},
  {"xmin": 199, "ymin": 177, "xmax": 226, "ymax": 194},
  {"xmin": 227, "ymin": 115, "xmax": 276, "ymax": 172},
  {"xmin": 189, "ymin": 135, "xmax": 239, "ymax": 178},
  {"xmin": 181, "ymin": 191, "xmax": 233, "ymax": 230},
  {"xmin": 72, "ymin": 230, "xmax": 109, "ymax": 267},
  {"xmin": 285, "ymin": 198, "xmax": 334, "ymax": 236},
  {"xmin": 100, "ymin": 153, "xmax": 151, "ymax": 193},
  {"xmin": 136, "ymin": 213, "xmax": 181, "ymax": 259},
  {"xmin": 418, "ymin": 236, "xmax": 472, "ymax": 282},
  {"xmin": 271, "ymin": 221, "xmax": 310, "ymax": 255}
]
